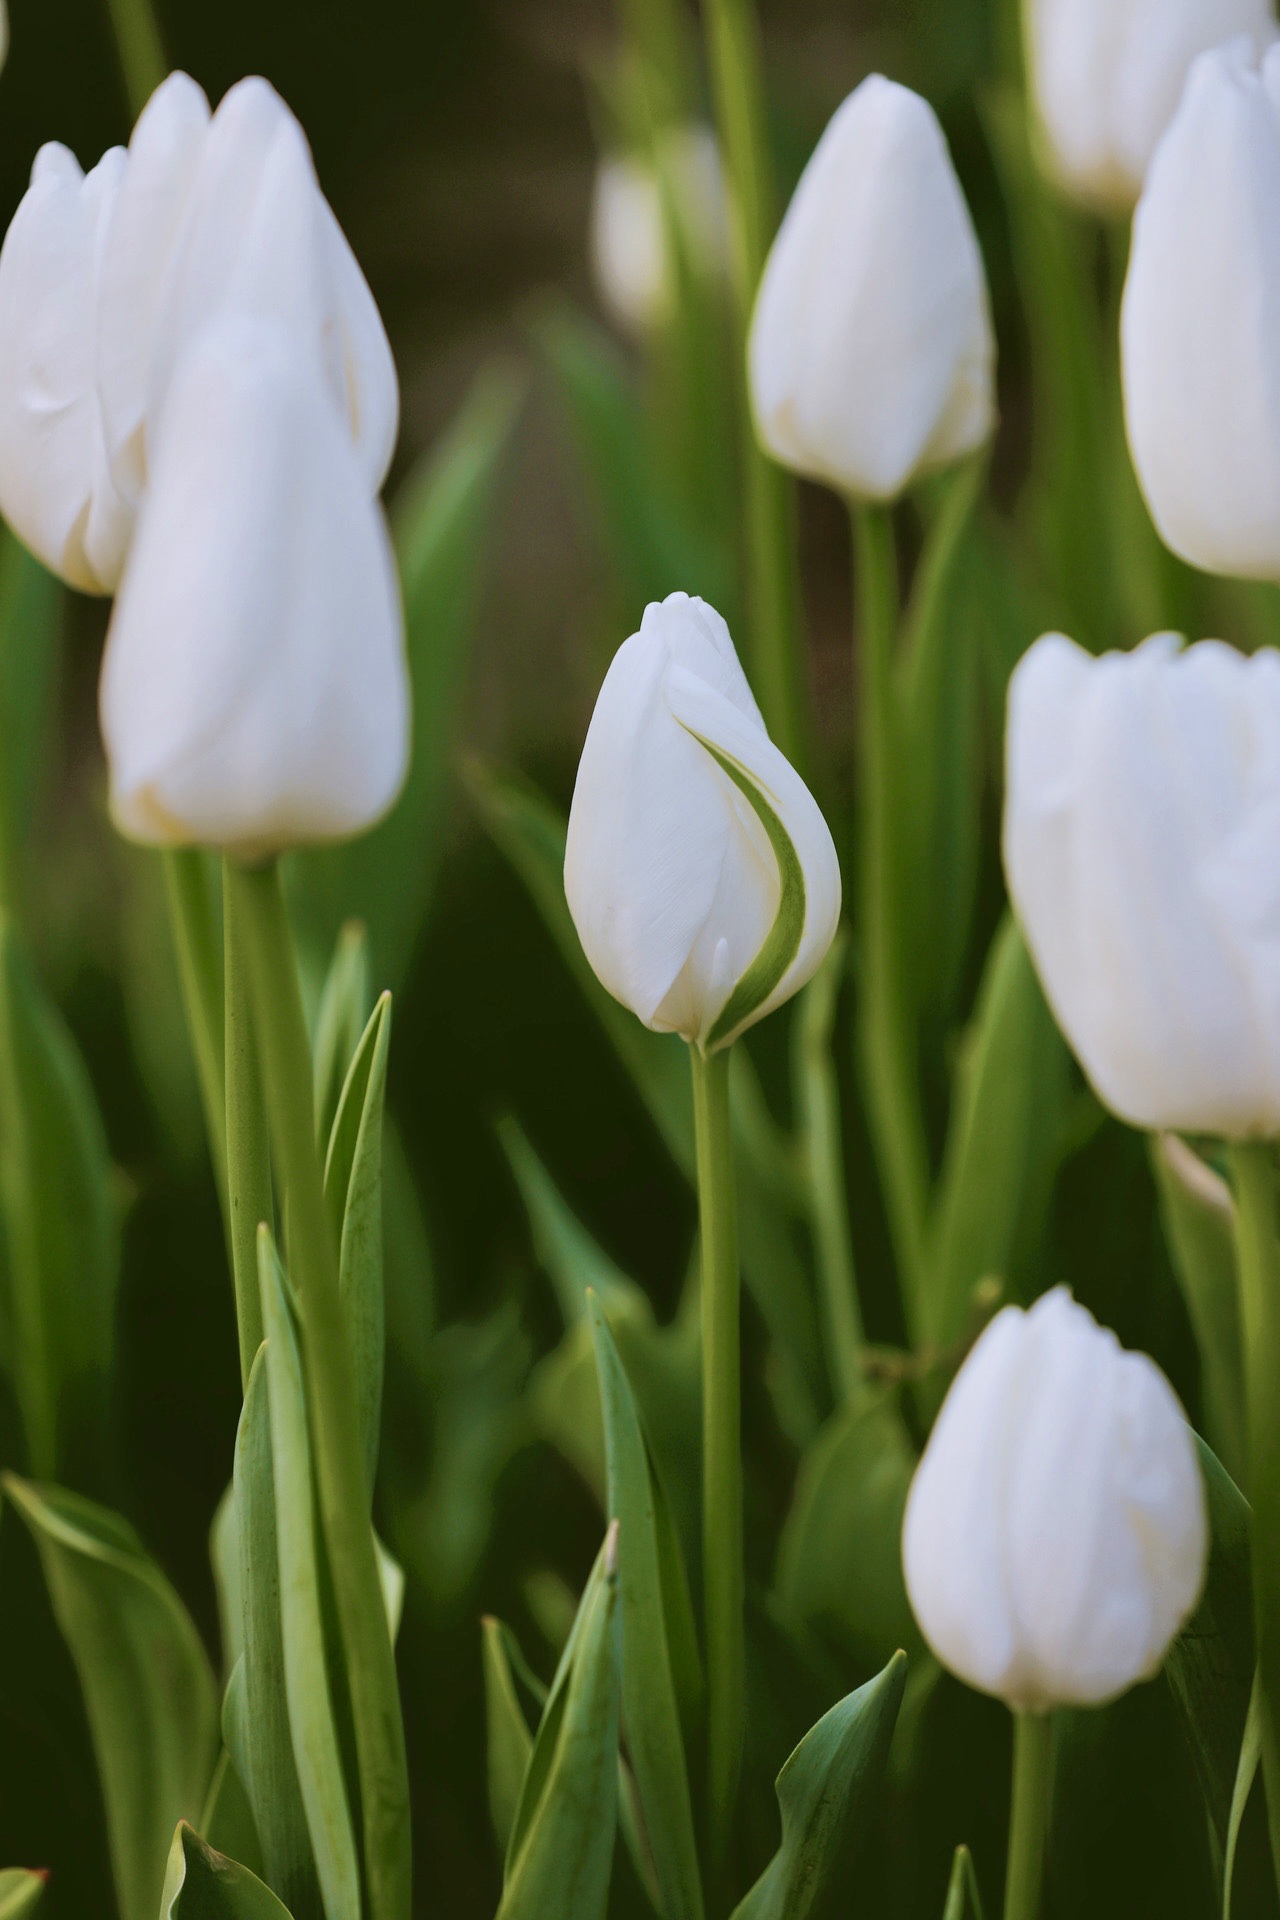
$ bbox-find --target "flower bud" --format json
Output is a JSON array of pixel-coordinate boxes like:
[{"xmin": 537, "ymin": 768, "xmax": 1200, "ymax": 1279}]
[
  {"xmin": 1123, "ymin": 38, "xmax": 1280, "ymax": 578},
  {"xmin": 589, "ymin": 127, "xmax": 728, "ymax": 333},
  {"xmin": 100, "ymin": 316, "xmax": 408, "ymax": 856},
  {"xmin": 749, "ymin": 75, "xmax": 995, "ymax": 502},
  {"xmin": 564, "ymin": 593, "xmax": 840, "ymax": 1051},
  {"xmin": 902, "ymin": 1288, "xmax": 1207, "ymax": 1710},
  {"xmin": 1025, "ymin": 0, "xmax": 1274, "ymax": 211},
  {"xmin": 1004, "ymin": 631, "xmax": 1280, "ymax": 1137}
]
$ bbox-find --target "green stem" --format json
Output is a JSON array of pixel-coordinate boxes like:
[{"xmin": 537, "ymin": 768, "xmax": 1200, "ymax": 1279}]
[
  {"xmin": 103, "ymin": 0, "xmax": 167, "ymax": 117},
  {"xmin": 227, "ymin": 859, "xmax": 411, "ymax": 1920},
  {"xmin": 162, "ymin": 848, "xmax": 228, "ymax": 1218},
  {"xmin": 701, "ymin": 0, "xmax": 808, "ymax": 774},
  {"xmin": 852, "ymin": 504, "xmax": 930, "ymax": 1327},
  {"xmin": 691, "ymin": 1042, "xmax": 744, "ymax": 1892},
  {"xmin": 1228, "ymin": 1140, "xmax": 1280, "ymax": 1897},
  {"xmin": 1003, "ymin": 1710, "xmax": 1053, "ymax": 1920},
  {"xmin": 795, "ymin": 935, "xmax": 863, "ymax": 1406},
  {"xmin": 222, "ymin": 859, "xmax": 272, "ymax": 1389}
]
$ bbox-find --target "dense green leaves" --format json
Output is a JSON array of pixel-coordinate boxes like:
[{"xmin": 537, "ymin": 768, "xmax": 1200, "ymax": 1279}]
[
  {"xmin": 731, "ymin": 1652, "xmax": 908, "ymax": 1920},
  {"xmin": 160, "ymin": 1824, "xmax": 295, "ymax": 1919},
  {"xmin": 2, "ymin": 1476, "xmax": 218, "ymax": 1920}
]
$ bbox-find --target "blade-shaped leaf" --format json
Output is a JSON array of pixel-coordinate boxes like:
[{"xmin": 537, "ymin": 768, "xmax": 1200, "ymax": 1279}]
[
  {"xmin": 1152, "ymin": 1136, "xmax": 1248, "ymax": 1489},
  {"xmin": 324, "ymin": 992, "xmax": 392, "ymax": 1486},
  {"xmin": 2, "ymin": 1476, "xmax": 218, "ymax": 1920},
  {"xmin": 1224, "ymin": 1675, "xmax": 1262, "ymax": 1920},
  {"xmin": 312, "ymin": 921, "xmax": 370, "ymax": 1154},
  {"xmin": 942, "ymin": 1845, "xmax": 984, "ymax": 1920},
  {"xmin": 0, "ymin": 921, "xmax": 119, "ymax": 1486},
  {"xmin": 160, "ymin": 1824, "xmax": 294, "ymax": 1919},
  {"xmin": 0, "ymin": 1871, "xmax": 47, "ymax": 1919},
  {"xmin": 199, "ymin": 1752, "xmax": 264, "ymax": 1880},
  {"xmin": 587, "ymin": 1292, "xmax": 704, "ymax": 1920},
  {"xmin": 482, "ymin": 1616, "xmax": 542, "ymax": 1855},
  {"xmin": 730, "ymin": 1651, "xmax": 908, "ymax": 1920}
]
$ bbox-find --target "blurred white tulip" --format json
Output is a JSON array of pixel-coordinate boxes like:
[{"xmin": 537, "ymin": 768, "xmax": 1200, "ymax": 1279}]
[
  {"xmin": 1123, "ymin": 38, "xmax": 1280, "ymax": 578},
  {"xmin": 1005, "ymin": 631, "xmax": 1280, "ymax": 1136},
  {"xmin": 903, "ymin": 1288, "xmax": 1207, "ymax": 1710},
  {"xmin": 749, "ymin": 74, "xmax": 995, "ymax": 502},
  {"xmin": 589, "ymin": 126, "xmax": 728, "ymax": 333},
  {"xmin": 564, "ymin": 592, "xmax": 841, "ymax": 1051},
  {"xmin": 101, "ymin": 316, "xmax": 408, "ymax": 856},
  {"xmin": 1025, "ymin": 0, "xmax": 1274, "ymax": 210}
]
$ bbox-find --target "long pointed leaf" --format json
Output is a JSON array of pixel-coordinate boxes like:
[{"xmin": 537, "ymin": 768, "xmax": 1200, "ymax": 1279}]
[
  {"xmin": 160, "ymin": 1824, "xmax": 295, "ymax": 1919},
  {"xmin": 324, "ymin": 992, "xmax": 392, "ymax": 1485},
  {"xmin": 0, "ymin": 1872, "xmax": 47, "ymax": 1919},
  {"xmin": 482, "ymin": 1617, "xmax": 541, "ymax": 1855},
  {"xmin": 942, "ymin": 1845, "xmax": 984, "ymax": 1920}
]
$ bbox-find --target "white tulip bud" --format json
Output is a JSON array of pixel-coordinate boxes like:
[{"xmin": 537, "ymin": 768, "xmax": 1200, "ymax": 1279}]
[
  {"xmin": 564, "ymin": 593, "xmax": 841, "ymax": 1051},
  {"xmin": 1004, "ymin": 631, "xmax": 1280, "ymax": 1137},
  {"xmin": 748, "ymin": 75, "xmax": 995, "ymax": 503},
  {"xmin": 589, "ymin": 127, "xmax": 728, "ymax": 333},
  {"xmin": 100, "ymin": 316, "xmax": 408, "ymax": 856},
  {"xmin": 1123, "ymin": 38, "xmax": 1280, "ymax": 579},
  {"xmin": 903, "ymin": 1289, "xmax": 1207, "ymax": 1711},
  {"xmin": 0, "ymin": 143, "xmax": 133, "ymax": 592},
  {"xmin": 1025, "ymin": 0, "xmax": 1274, "ymax": 211}
]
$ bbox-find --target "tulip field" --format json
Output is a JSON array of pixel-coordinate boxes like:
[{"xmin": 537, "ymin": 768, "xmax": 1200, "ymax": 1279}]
[{"xmin": 1, "ymin": 0, "xmax": 1279, "ymax": 1916}]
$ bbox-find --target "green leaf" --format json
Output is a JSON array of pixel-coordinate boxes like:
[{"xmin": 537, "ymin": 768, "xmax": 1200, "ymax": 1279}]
[
  {"xmin": 0, "ymin": 1870, "xmax": 48, "ymax": 1918},
  {"xmin": 0, "ymin": 530, "xmax": 62, "ymax": 904},
  {"xmin": 730, "ymin": 1651, "xmax": 908, "ymax": 1920},
  {"xmin": 1224, "ymin": 1675, "xmax": 1262, "ymax": 1920},
  {"xmin": 1165, "ymin": 1439, "xmax": 1254, "ymax": 1851},
  {"xmin": 926, "ymin": 914, "xmax": 1072, "ymax": 1351},
  {"xmin": 256, "ymin": 1234, "xmax": 361, "ymax": 1920},
  {"xmin": 159, "ymin": 1824, "xmax": 295, "ymax": 1918},
  {"xmin": 293, "ymin": 367, "xmax": 521, "ymax": 985},
  {"xmin": 0, "ymin": 920, "xmax": 120, "ymax": 1485},
  {"xmin": 587, "ymin": 1292, "xmax": 704, "ymax": 1920},
  {"xmin": 499, "ymin": 1529, "xmax": 621, "ymax": 1920},
  {"xmin": 312, "ymin": 921, "xmax": 370, "ymax": 1154},
  {"xmin": 941, "ymin": 1845, "xmax": 984, "ymax": 1920},
  {"xmin": 2, "ymin": 1476, "xmax": 218, "ymax": 1920},
  {"xmin": 777, "ymin": 1397, "xmax": 919, "ymax": 1664},
  {"xmin": 482, "ymin": 1617, "xmax": 542, "ymax": 1854},
  {"xmin": 323, "ymin": 991, "xmax": 392, "ymax": 1487},
  {"xmin": 497, "ymin": 1115, "xmax": 633, "ymax": 1325},
  {"xmin": 1152, "ymin": 1136, "xmax": 1248, "ymax": 1490},
  {"xmin": 199, "ymin": 1753, "xmax": 264, "ymax": 1880}
]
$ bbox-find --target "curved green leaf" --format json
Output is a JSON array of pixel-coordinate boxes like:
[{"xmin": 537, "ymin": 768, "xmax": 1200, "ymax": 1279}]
[
  {"xmin": 1153, "ymin": 1136, "xmax": 1247, "ymax": 1489},
  {"xmin": 0, "ymin": 1870, "xmax": 47, "ymax": 1919},
  {"xmin": 941, "ymin": 1845, "xmax": 984, "ymax": 1920},
  {"xmin": 2, "ymin": 1476, "xmax": 217, "ymax": 1920},
  {"xmin": 199, "ymin": 1753, "xmax": 264, "ymax": 1880},
  {"xmin": 324, "ymin": 992, "xmax": 392, "ymax": 1486},
  {"xmin": 482, "ymin": 1617, "xmax": 542, "ymax": 1855},
  {"xmin": 695, "ymin": 740, "xmax": 804, "ymax": 1051},
  {"xmin": 312, "ymin": 922, "xmax": 371, "ymax": 1153},
  {"xmin": 160, "ymin": 1824, "xmax": 294, "ymax": 1919},
  {"xmin": 1224, "ymin": 1675, "xmax": 1263, "ymax": 1920}
]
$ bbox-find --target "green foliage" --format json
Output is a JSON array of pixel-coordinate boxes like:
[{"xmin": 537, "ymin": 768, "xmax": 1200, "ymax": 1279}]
[
  {"xmin": 941, "ymin": 1846, "xmax": 984, "ymax": 1920},
  {"xmin": 1152, "ymin": 1138, "xmax": 1247, "ymax": 1487},
  {"xmin": 160, "ymin": 1824, "xmax": 295, "ymax": 1919},
  {"xmin": 481, "ymin": 1617, "xmax": 542, "ymax": 1855},
  {"xmin": 0, "ymin": 1871, "xmax": 47, "ymax": 1919}
]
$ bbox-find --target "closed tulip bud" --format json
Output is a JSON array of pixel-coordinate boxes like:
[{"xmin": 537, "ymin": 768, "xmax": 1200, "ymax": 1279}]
[
  {"xmin": 100, "ymin": 316, "xmax": 408, "ymax": 856},
  {"xmin": 749, "ymin": 75, "xmax": 995, "ymax": 502},
  {"xmin": 1123, "ymin": 39, "xmax": 1280, "ymax": 578},
  {"xmin": 1004, "ymin": 631, "xmax": 1280, "ymax": 1136},
  {"xmin": 564, "ymin": 593, "xmax": 841, "ymax": 1051},
  {"xmin": 1025, "ymin": 0, "xmax": 1274, "ymax": 211},
  {"xmin": 589, "ymin": 127, "xmax": 728, "ymax": 333},
  {"xmin": 902, "ymin": 1289, "xmax": 1207, "ymax": 1710}
]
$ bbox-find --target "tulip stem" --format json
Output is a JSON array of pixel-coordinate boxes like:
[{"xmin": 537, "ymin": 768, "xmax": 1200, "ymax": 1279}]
[
  {"xmin": 162, "ymin": 848, "xmax": 228, "ymax": 1218},
  {"xmin": 1228, "ymin": 1139, "xmax": 1280, "ymax": 1898},
  {"xmin": 103, "ymin": 0, "xmax": 167, "ymax": 118},
  {"xmin": 222, "ymin": 859, "xmax": 271, "ymax": 1389},
  {"xmin": 701, "ymin": 0, "xmax": 809, "ymax": 776},
  {"xmin": 1003, "ymin": 1710, "xmax": 1054, "ymax": 1920},
  {"xmin": 795, "ymin": 934, "xmax": 865, "ymax": 1406},
  {"xmin": 691, "ymin": 1041, "xmax": 744, "ymax": 1894},
  {"xmin": 227, "ymin": 858, "xmax": 411, "ymax": 1920},
  {"xmin": 852, "ymin": 503, "xmax": 930, "ymax": 1327}
]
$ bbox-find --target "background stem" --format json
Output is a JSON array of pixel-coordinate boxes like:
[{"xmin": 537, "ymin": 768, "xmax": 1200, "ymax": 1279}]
[
  {"xmin": 795, "ymin": 936, "xmax": 864, "ymax": 1406},
  {"xmin": 692, "ymin": 1041, "xmax": 744, "ymax": 1894},
  {"xmin": 103, "ymin": 0, "xmax": 167, "ymax": 116},
  {"xmin": 228, "ymin": 859, "xmax": 412, "ymax": 1920},
  {"xmin": 1003, "ymin": 1710, "xmax": 1053, "ymax": 1920},
  {"xmin": 222, "ymin": 858, "xmax": 272, "ymax": 1388},
  {"xmin": 162, "ymin": 848, "xmax": 228, "ymax": 1219},
  {"xmin": 1229, "ymin": 1139, "xmax": 1280, "ymax": 1897}
]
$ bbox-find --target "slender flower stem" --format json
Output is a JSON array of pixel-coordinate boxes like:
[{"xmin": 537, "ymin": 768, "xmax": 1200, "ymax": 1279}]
[
  {"xmin": 162, "ymin": 847, "xmax": 228, "ymax": 1217},
  {"xmin": 1228, "ymin": 1140, "xmax": 1280, "ymax": 1896},
  {"xmin": 103, "ymin": 0, "xmax": 167, "ymax": 117},
  {"xmin": 1003, "ymin": 1710, "xmax": 1054, "ymax": 1920},
  {"xmin": 222, "ymin": 859, "xmax": 271, "ymax": 1389},
  {"xmin": 691, "ymin": 1041, "xmax": 744, "ymax": 1892},
  {"xmin": 795, "ymin": 936, "xmax": 864, "ymax": 1406},
  {"xmin": 701, "ymin": 0, "xmax": 808, "ymax": 774},
  {"xmin": 852, "ymin": 504, "xmax": 930, "ymax": 1327},
  {"xmin": 227, "ymin": 859, "xmax": 411, "ymax": 1920}
]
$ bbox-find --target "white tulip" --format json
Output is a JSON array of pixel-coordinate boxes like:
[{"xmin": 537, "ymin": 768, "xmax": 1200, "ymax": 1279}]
[
  {"xmin": 100, "ymin": 315, "xmax": 408, "ymax": 856},
  {"xmin": 564, "ymin": 593, "xmax": 841, "ymax": 1051},
  {"xmin": 1123, "ymin": 38, "xmax": 1280, "ymax": 579},
  {"xmin": 1025, "ymin": 0, "xmax": 1274, "ymax": 211},
  {"xmin": 748, "ymin": 75, "xmax": 995, "ymax": 502},
  {"xmin": 903, "ymin": 1288, "xmax": 1207, "ymax": 1710},
  {"xmin": 1004, "ymin": 631, "xmax": 1280, "ymax": 1137},
  {"xmin": 589, "ymin": 127, "xmax": 728, "ymax": 333},
  {"xmin": 0, "ymin": 143, "xmax": 133, "ymax": 592}
]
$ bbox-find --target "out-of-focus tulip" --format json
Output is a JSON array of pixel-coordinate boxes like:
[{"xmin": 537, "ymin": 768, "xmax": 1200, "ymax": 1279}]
[
  {"xmin": 100, "ymin": 316, "xmax": 408, "ymax": 856},
  {"xmin": 902, "ymin": 1288, "xmax": 1207, "ymax": 1710},
  {"xmin": 1025, "ymin": 0, "xmax": 1274, "ymax": 211},
  {"xmin": 0, "ymin": 144, "xmax": 133, "ymax": 592},
  {"xmin": 748, "ymin": 74, "xmax": 995, "ymax": 502},
  {"xmin": 589, "ymin": 126, "xmax": 728, "ymax": 333},
  {"xmin": 564, "ymin": 592, "xmax": 840, "ymax": 1051},
  {"xmin": 1123, "ymin": 38, "xmax": 1280, "ymax": 579},
  {"xmin": 1004, "ymin": 630, "xmax": 1280, "ymax": 1136}
]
